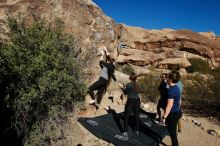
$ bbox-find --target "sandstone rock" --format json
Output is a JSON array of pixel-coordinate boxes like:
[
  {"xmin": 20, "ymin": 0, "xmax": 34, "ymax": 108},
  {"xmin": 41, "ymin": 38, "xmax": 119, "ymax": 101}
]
[
  {"xmin": 199, "ymin": 31, "xmax": 216, "ymax": 40},
  {"xmin": 158, "ymin": 58, "xmax": 191, "ymax": 68},
  {"xmin": 1, "ymin": 0, "xmax": 220, "ymax": 77},
  {"xmin": 117, "ymin": 48, "xmax": 164, "ymax": 66},
  {"xmin": 119, "ymin": 26, "xmax": 220, "ymax": 68},
  {"xmin": 130, "ymin": 65, "xmax": 151, "ymax": 76},
  {"xmin": 114, "ymin": 70, "xmax": 129, "ymax": 84}
]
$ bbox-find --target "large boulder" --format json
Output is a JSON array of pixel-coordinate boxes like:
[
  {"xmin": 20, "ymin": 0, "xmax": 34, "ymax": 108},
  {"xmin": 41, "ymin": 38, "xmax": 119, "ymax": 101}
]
[
  {"xmin": 157, "ymin": 58, "xmax": 191, "ymax": 69},
  {"xmin": 116, "ymin": 48, "xmax": 165, "ymax": 66},
  {"xmin": 119, "ymin": 25, "xmax": 220, "ymax": 68},
  {"xmin": 1, "ymin": 0, "xmax": 220, "ymax": 76}
]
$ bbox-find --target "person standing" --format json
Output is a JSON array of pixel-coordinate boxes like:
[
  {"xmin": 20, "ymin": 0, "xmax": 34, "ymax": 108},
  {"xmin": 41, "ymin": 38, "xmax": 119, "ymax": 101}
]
[
  {"xmin": 176, "ymin": 72, "xmax": 183, "ymax": 133},
  {"xmin": 157, "ymin": 73, "xmax": 169, "ymax": 122},
  {"xmin": 119, "ymin": 72, "xmax": 141, "ymax": 139},
  {"xmin": 88, "ymin": 46, "xmax": 117, "ymax": 107},
  {"xmin": 162, "ymin": 72, "xmax": 182, "ymax": 146}
]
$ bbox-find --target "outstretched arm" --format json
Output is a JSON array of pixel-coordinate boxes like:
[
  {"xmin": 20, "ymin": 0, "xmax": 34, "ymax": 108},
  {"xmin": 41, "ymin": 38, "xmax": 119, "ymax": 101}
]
[
  {"xmin": 100, "ymin": 50, "xmax": 104, "ymax": 61},
  {"xmin": 103, "ymin": 47, "xmax": 110, "ymax": 56},
  {"xmin": 99, "ymin": 50, "xmax": 108, "ymax": 68}
]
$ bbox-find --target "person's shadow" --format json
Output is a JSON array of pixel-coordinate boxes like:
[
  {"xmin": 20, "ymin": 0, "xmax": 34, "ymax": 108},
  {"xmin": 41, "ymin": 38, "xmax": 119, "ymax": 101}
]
[
  {"xmin": 104, "ymin": 106, "xmax": 124, "ymax": 133},
  {"xmin": 105, "ymin": 106, "xmax": 167, "ymax": 146}
]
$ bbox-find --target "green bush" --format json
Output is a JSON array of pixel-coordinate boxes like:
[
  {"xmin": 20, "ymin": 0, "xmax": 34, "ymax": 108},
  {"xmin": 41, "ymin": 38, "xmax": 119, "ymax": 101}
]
[
  {"xmin": 186, "ymin": 58, "xmax": 211, "ymax": 74},
  {"xmin": 139, "ymin": 73, "xmax": 160, "ymax": 102},
  {"xmin": 114, "ymin": 63, "xmax": 135, "ymax": 75},
  {"xmin": 0, "ymin": 17, "xmax": 86, "ymax": 145},
  {"xmin": 182, "ymin": 74, "xmax": 220, "ymax": 118},
  {"xmin": 122, "ymin": 64, "xmax": 135, "ymax": 75}
]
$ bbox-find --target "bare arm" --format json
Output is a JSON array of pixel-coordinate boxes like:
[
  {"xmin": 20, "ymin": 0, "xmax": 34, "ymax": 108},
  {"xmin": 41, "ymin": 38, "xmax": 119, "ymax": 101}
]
[
  {"xmin": 100, "ymin": 51, "xmax": 104, "ymax": 61},
  {"xmin": 162, "ymin": 99, "xmax": 174, "ymax": 124}
]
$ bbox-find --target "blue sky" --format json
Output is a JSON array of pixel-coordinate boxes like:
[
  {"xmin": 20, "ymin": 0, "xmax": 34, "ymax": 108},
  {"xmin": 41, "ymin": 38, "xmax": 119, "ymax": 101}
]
[{"xmin": 93, "ymin": 0, "xmax": 220, "ymax": 35}]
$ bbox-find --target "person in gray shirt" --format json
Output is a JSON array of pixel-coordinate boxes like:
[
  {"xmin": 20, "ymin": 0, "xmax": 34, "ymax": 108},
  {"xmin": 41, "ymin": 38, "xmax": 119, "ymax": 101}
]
[{"xmin": 88, "ymin": 47, "xmax": 117, "ymax": 108}]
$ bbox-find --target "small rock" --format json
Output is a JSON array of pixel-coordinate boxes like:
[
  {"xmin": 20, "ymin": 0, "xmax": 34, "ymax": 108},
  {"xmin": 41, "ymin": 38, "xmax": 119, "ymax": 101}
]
[
  {"xmin": 192, "ymin": 119, "xmax": 201, "ymax": 126},
  {"xmin": 207, "ymin": 130, "xmax": 217, "ymax": 136}
]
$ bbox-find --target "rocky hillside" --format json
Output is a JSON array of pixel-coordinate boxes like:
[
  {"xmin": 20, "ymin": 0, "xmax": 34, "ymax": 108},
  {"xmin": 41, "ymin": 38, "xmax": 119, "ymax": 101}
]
[
  {"xmin": 118, "ymin": 25, "xmax": 220, "ymax": 68},
  {"xmin": 1, "ymin": 0, "xmax": 220, "ymax": 75}
]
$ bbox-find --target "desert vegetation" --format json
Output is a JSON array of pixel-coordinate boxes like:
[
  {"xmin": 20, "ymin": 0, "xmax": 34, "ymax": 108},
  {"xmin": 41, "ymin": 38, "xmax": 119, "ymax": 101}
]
[
  {"xmin": 0, "ymin": 17, "xmax": 87, "ymax": 145},
  {"xmin": 115, "ymin": 63, "xmax": 135, "ymax": 75},
  {"xmin": 139, "ymin": 59, "xmax": 220, "ymax": 119}
]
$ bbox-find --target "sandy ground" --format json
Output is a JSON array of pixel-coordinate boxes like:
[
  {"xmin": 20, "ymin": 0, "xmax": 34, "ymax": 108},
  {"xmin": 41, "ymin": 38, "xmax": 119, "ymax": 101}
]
[{"xmin": 161, "ymin": 117, "xmax": 220, "ymax": 146}]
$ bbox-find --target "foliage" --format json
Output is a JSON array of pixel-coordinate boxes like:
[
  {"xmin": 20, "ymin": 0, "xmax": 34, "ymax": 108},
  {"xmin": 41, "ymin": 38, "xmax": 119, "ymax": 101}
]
[
  {"xmin": 186, "ymin": 58, "xmax": 211, "ymax": 74},
  {"xmin": 122, "ymin": 64, "xmax": 135, "ymax": 75},
  {"xmin": 0, "ymin": 17, "xmax": 86, "ymax": 145},
  {"xmin": 115, "ymin": 63, "xmax": 135, "ymax": 75},
  {"xmin": 139, "ymin": 73, "xmax": 160, "ymax": 102},
  {"xmin": 182, "ymin": 74, "xmax": 220, "ymax": 118},
  {"xmin": 137, "ymin": 71, "xmax": 220, "ymax": 119}
]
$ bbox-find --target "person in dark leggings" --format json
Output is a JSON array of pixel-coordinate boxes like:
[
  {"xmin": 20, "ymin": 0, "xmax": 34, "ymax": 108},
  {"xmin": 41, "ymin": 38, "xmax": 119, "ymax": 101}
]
[
  {"xmin": 119, "ymin": 72, "xmax": 141, "ymax": 139},
  {"xmin": 162, "ymin": 72, "xmax": 182, "ymax": 146},
  {"xmin": 157, "ymin": 73, "xmax": 169, "ymax": 122},
  {"xmin": 88, "ymin": 46, "xmax": 117, "ymax": 107}
]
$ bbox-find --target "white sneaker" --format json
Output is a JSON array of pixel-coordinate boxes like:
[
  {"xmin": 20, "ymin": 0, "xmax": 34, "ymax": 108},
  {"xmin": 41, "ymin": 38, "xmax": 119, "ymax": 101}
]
[{"xmin": 89, "ymin": 100, "xmax": 96, "ymax": 104}]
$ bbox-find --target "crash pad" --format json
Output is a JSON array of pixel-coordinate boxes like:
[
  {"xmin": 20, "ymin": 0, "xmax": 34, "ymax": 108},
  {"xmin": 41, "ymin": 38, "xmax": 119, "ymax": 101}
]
[{"xmin": 78, "ymin": 108, "xmax": 168, "ymax": 146}]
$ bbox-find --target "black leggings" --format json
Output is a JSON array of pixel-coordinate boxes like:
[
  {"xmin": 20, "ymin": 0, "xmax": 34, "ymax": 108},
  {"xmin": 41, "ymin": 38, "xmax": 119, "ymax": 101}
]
[
  {"xmin": 124, "ymin": 98, "xmax": 140, "ymax": 132},
  {"xmin": 88, "ymin": 77, "xmax": 108, "ymax": 104},
  {"xmin": 166, "ymin": 111, "xmax": 182, "ymax": 146}
]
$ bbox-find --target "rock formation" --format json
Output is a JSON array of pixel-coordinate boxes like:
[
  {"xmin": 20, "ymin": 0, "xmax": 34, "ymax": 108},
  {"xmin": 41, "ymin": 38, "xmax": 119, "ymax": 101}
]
[
  {"xmin": 118, "ymin": 25, "xmax": 220, "ymax": 68},
  {"xmin": 0, "ymin": 0, "xmax": 220, "ymax": 76}
]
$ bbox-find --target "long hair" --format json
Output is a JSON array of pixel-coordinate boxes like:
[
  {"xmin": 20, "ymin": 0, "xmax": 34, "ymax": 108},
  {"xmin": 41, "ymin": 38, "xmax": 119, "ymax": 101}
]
[{"xmin": 129, "ymin": 72, "xmax": 139, "ymax": 93}]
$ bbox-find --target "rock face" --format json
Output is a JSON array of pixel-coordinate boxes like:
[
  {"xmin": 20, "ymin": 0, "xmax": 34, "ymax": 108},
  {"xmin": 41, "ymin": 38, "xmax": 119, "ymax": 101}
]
[
  {"xmin": 119, "ymin": 25, "xmax": 220, "ymax": 68},
  {"xmin": 0, "ymin": 0, "xmax": 220, "ymax": 75},
  {"xmin": 157, "ymin": 58, "xmax": 191, "ymax": 69},
  {"xmin": 0, "ymin": 0, "xmax": 120, "ymax": 53}
]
